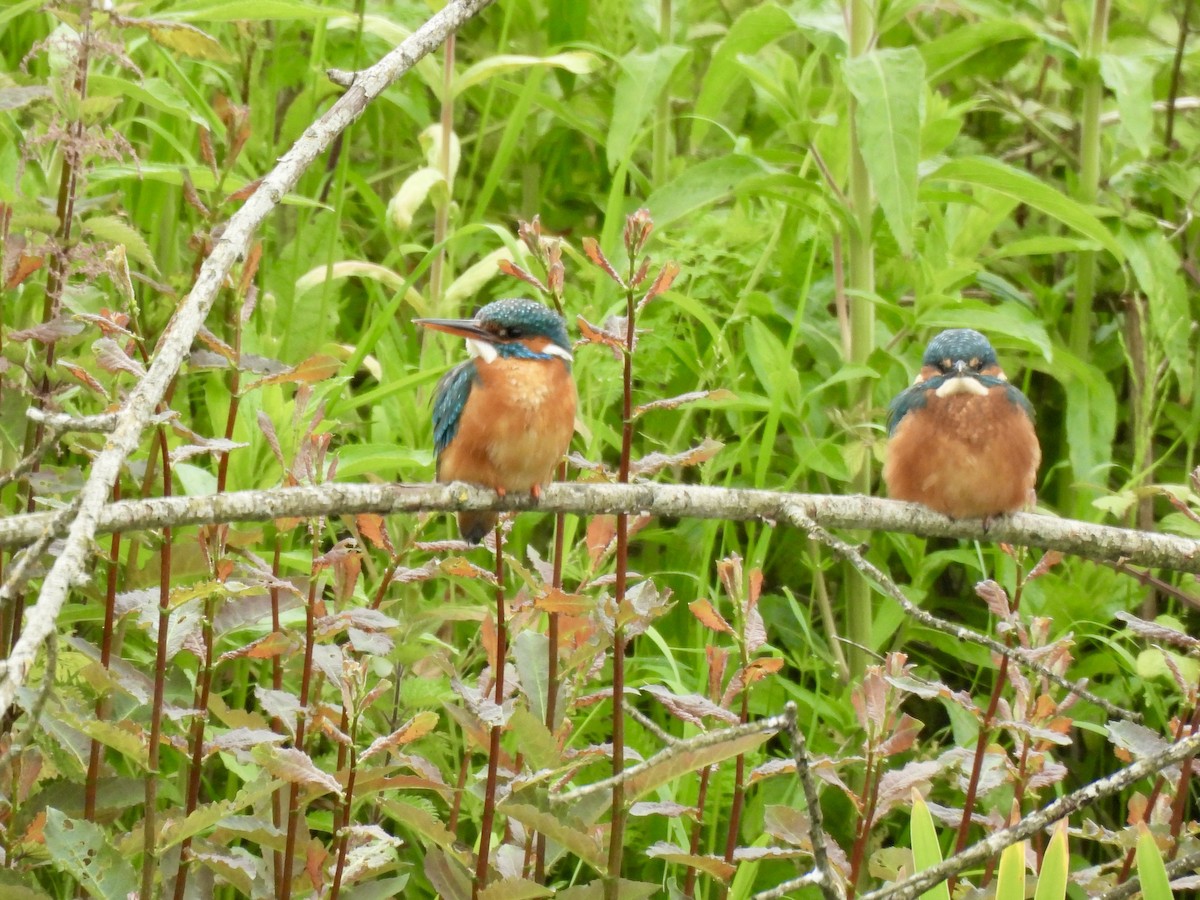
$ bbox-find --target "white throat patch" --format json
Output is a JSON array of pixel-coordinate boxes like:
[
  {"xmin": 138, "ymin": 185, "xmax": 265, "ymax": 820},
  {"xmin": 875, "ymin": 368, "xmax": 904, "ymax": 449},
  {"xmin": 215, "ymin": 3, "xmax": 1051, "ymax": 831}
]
[
  {"xmin": 934, "ymin": 376, "xmax": 988, "ymax": 398},
  {"xmin": 466, "ymin": 338, "xmax": 498, "ymax": 364}
]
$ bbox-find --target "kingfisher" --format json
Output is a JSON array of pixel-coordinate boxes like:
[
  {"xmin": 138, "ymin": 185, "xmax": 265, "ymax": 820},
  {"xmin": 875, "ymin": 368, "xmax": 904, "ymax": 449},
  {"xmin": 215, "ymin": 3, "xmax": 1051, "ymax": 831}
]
[
  {"xmin": 883, "ymin": 328, "xmax": 1040, "ymax": 520},
  {"xmin": 415, "ymin": 298, "xmax": 577, "ymax": 544}
]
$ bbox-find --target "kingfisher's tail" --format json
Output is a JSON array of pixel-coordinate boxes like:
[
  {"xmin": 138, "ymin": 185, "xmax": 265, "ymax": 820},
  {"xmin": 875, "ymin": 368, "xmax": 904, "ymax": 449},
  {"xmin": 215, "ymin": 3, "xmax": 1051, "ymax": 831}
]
[{"xmin": 458, "ymin": 511, "xmax": 497, "ymax": 545}]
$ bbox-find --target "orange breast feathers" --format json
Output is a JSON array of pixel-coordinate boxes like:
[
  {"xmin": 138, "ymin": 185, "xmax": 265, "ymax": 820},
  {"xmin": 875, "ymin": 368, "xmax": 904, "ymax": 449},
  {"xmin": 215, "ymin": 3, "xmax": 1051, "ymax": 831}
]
[
  {"xmin": 883, "ymin": 385, "xmax": 1040, "ymax": 519},
  {"xmin": 436, "ymin": 354, "xmax": 577, "ymax": 495}
]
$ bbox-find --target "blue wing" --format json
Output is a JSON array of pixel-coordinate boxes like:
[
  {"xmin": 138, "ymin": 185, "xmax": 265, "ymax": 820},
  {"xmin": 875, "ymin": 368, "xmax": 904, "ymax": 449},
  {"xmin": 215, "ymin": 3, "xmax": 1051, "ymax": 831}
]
[
  {"xmin": 432, "ymin": 360, "xmax": 478, "ymax": 459},
  {"xmin": 887, "ymin": 375, "xmax": 1034, "ymax": 435}
]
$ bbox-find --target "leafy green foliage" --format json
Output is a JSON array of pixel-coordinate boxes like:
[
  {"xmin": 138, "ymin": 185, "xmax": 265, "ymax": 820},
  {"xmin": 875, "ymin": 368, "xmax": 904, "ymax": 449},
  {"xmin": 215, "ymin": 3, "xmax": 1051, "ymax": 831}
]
[{"xmin": 3, "ymin": 0, "xmax": 1200, "ymax": 897}]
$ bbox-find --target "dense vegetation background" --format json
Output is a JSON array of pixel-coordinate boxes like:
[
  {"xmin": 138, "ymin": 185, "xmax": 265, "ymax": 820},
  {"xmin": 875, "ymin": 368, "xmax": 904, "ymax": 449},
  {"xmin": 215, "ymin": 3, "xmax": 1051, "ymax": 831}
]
[{"xmin": 2, "ymin": 0, "xmax": 1199, "ymax": 897}]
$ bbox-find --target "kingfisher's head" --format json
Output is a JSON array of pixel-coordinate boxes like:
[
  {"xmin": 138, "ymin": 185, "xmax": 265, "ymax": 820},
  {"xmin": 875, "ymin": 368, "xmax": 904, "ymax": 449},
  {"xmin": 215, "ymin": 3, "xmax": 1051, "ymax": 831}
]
[{"xmin": 416, "ymin": 298, "xmax": 572, "ymax": 364}]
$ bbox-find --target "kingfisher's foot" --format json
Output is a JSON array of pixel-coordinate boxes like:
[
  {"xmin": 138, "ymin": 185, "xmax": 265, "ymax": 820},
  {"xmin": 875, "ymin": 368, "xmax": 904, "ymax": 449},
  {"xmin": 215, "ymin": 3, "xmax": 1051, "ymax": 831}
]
[
  {"xmin": 495, "ymin": 486, "xmax": 507, "ymax": 498},
  {"xmin": 531, "ymin": 484, "xmax": 542, "ymax": 501}
]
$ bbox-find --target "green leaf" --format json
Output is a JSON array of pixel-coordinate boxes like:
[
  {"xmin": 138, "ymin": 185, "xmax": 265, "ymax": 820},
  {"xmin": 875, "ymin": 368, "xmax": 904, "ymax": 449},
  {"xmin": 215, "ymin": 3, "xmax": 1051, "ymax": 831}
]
[
  {"xmin": 163, "ymin": 0, "xmax": 343, "ymax": 21},
  {"xmin": 920, "ymin": 20, "xmax": 1035, "ymax": 84},
  {"xmin": 1118, "ymin": 226, "xmax": 1194, "ymax": 401},
  {"xmin": 932, "ymin": 157, "xmax": 1124, "ymax": 261},
  {"xmin": 454, "ymin": 52, "xmax": 598, "ymax": 96},
  {"xmin": 644, "ymin": 155, "xmax": 764, "ymax": 229},
  {"xmin": 89, "ymin": 74, "xmax": 207, "ymax": 127},
  {"xmin": 606, "ymin": 46, "xmax": 689, "ymax": 170},
  {"xmin": 995, "ymin": 835, "xmax": 1026, "ymax": 900},
  {"xmin": 691, "ymin": 4, "xmax": 795, "ymax": 148},
  {"xmin": 908, "ymin": 791, "xmax": 951, "ymax": 900},
  {"xmin": 501, "ymin": 803, "xmax": 606, "ymax": 871},
  {"xmin": 1135, "ymin": 824, "xmax": 1174, "ymax": 900},
  {"xmin": 919, "ymin": 305, "xmax": 1053, "ymax": 362},
  {"xmin": 333, "ymin": 443, "xmax": 430, "ymax": 480},
  {"xmin": 81, "ymin": 215, "xmax": 159, "ymax": 274},
  {"xmin": 624, "ymin": 729, "xmax": 773, "ymax": 801},
  {"xmin": 44, "ymin": 809, "xmax": 139, "ymax": 899},
  {"xmin": 1033, "ymin": 820, "xmax": 1069, "ymax": 900},
  {"xmin": 512, "ymin": 631, "xmax": 551, "ymax": 728},
  {"xmin": 1099, "ymin": 54, "xmax": 1154, "ymax": 157},
  {"xmin": 1058, "ymin": 351, "xmax": 1117, "ymax": 500},
  {"xmin": 844, "ymin": 47, "xmax": 925, "ymax": 256}
]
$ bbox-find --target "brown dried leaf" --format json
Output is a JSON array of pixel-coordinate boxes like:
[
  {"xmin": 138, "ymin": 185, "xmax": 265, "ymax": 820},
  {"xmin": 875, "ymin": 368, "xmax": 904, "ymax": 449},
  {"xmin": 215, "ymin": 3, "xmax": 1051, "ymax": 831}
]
[
  {"xmin": 182, "ymin": 170, "xmax": 210, "ymax": 217},
  {"xmin": 218, "ymin": 630, "xmax": 298, "ymax": 663},
  {"xmin": 5, "ymin": 254, "xmax": 43, "ymax": 290},
  {"xmin": 196, "ymin": 326, "xmax": 237, "ymax": 363},
  {"xmin": 688, "ymin": 599, "xmax": 734, "ymax": 635}
]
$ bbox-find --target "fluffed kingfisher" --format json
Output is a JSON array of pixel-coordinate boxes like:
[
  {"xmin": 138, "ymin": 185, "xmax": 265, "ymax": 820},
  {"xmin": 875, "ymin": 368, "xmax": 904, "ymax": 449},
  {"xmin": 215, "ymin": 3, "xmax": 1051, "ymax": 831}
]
[
  {"xmin": 415, "ymin": 298, "xmax": 577, "ymax": 544},
  {"xmin": 883, "ymin": 328, "xmax": 1040, "ymax": 519}
]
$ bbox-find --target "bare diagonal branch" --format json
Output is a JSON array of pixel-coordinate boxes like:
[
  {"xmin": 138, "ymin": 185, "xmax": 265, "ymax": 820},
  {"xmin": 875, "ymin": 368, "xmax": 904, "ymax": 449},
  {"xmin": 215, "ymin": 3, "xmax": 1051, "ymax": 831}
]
[{"xmin": 0, "ymin": 0, "xmax": 496, "ymax": 723}]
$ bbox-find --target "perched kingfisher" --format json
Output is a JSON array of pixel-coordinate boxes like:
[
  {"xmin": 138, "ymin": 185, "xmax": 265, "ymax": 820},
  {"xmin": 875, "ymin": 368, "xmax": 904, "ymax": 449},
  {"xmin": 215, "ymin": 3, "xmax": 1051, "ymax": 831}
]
[
  {"xmin": 883, "ymin": 328, "xmax": 1040, "ymax": 520},
  {"xmin": 415, "ymin": 298, "xmax": 577, "ymax": 544}
]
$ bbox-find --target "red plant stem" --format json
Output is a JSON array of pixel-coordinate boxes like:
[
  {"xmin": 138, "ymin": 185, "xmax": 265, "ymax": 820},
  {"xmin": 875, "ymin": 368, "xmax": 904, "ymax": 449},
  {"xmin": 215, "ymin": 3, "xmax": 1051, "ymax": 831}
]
[
  {"xmin": 172, "ymin": 592, "xmax": 219, "ymax": 900},
  {"xmin": 721, "ymin": 692, "xmax": 750, "ymax": 869},
  {"xmin": 536, "ymin": 461, "xmax": 568, "ymax": 883},
  {"xmin": 683, "ymin": 765, "xmax": 714, "ymax": 898},
  {"xmin": 84, "ymin": 483, "xmax": 122, "ymax": 822},
  {"xmin": 332, "ymin": 704, "xmax": 352, "ymax": 837},
  {"xmin": 141, "ymin": 428, "xmax": 173, "ymax": 900},
  {"xmin": 1167, "ymin": 700, "xmax": 1200, "ymax": 857},
  {"xmin": 280, "ymin": 527, "xmax": 322, "ymax": 900},
  {"xmin": 474, "ymin": 526, "xmax": 506, "ymax": 897},
  {"xmin": 449, "ymin": 745, "xmax": 470, "ymax": 835},
  {"xmin": 847, "ymin": 748, "xmax": 881, "ymax": 896},
  {"xmin": 270, "ymin": 535, "xmax": 284, "ymax": 895},
  {"xmin": 330, "ymin": 741, "xmax": 359, "ymax": 899},
  {"xmin": 606, "ymin": 252, "xmax": 637, "ymax": 900}
]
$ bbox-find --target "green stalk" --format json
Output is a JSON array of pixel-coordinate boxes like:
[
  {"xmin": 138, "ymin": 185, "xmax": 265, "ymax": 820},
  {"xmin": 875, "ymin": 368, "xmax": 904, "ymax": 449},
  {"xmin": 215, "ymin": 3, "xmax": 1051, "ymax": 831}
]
[
  {"xmin": 652, "ymin": 0, "xmax": 671, "ymax": 186},
  {"xmin": 1068, "ymin": 0, "xmax": 1109, "ymax": 358},
  {"xmin": 429, "ymin": 33, "xmax": 456, "ymax": 315},
  {"xmin": 845, "ymin": 0, "xmax": 875, "ymax": 677}
]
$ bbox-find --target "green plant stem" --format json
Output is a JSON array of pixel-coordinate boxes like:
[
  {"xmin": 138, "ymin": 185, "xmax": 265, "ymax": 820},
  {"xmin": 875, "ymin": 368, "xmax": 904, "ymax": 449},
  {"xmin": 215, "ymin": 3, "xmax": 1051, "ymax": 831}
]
[
  {"xmin": 429, "ymin": 33, "xmax": 455, "ymax": 314},
  {"xmin": 652, "ymin": 0, "xmax": 671, "ymax": 186},
  {"xmin": 474, "ymin": 526, "xmax": 506, "ymax": 897},
  {"xmin": 845, "ymin": 0, "xmax": 875, "ymax": 677},
  {"xmin": 1068, "ymin": 0, "xmax": 1108, "ymax": 360}
]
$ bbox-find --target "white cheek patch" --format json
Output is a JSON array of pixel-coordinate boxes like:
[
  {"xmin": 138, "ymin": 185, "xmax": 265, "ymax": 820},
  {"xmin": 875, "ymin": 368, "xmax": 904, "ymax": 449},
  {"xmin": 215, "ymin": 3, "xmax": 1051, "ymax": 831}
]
[
  {"xmin": 542, "ymin": 344, "xmax": 573, "ymax": 362},
  {"xmin": 935, "ymin": 376, "xmax": 989, "ymax": 398},
  {"xmin": 466, "ymin": 339, "xmax": 498, "ymax": 364}
]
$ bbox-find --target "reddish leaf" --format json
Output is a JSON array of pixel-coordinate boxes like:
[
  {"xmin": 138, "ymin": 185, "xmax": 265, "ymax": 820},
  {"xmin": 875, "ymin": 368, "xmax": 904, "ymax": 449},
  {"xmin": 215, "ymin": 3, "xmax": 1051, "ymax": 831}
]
[
  {"xmin": 58, "ymin": 361, "xmax": 106, "ymax": 395},
  {"xmin": 631, "ymin": 438, "xmax": 724, "ymax": 477},
  {"xmin": 582, "ymin": 236, "xmax": 624, "ymax": 286},
  {"xmin": 93, "ymin": 338, "xmax": 147, "ymax": 378},
  {"xmin": 688, "ymin": 599, "xmax": 733, "ymax": 635},
  {"xmin": 257, "ymin": 412, "xmax": 285, "ymax": 470},
  {"xmin": 641, "ymin": 684, "xmax": 739, "ymax": 726},
  {"xmin": 9, "ymin": 316, "xmax": 84, "ymax": 344},
  {"xmin": 360, "ymin": 711, "xmax": 439, "ymax": 761},
  {"xmin": 576, "ymin": 315, "xmax": 626, "ymax": 360},
  {"xmin": 535, "ymin": 588, "xmax": 594, "ymax": 615},
  {"xmin": 629, "ymin": 801, "xmax": 695, "ymax": 819},
  {"xmin": 877, "ymin": 713, "xmax": 923, "ymax": 757},
  {"xmin": 638, "ymin": 259, "xmax": 680, "ymax": 309},
  {"xmin": 1115, "ymin": 611, "xmax": 1200, "ymax": 650},
  {"xmin": 196, "ymin": 326, "xmax": 237, "ymax": 363},
  {"xmin": 356, "ymin": 514, "xmax": 394, "ymax": 554},
  {"xmin": 623, "ymin": 208, "xmax": 653, "ymax": 257},
  {"xmin": 254, "ymin": 745, "xmax": 343, "ymax": 797},
  {"xmin": 239, "ymin": 241, "xmax": 262, "ymax": 300},
  {"xmin": 218, "ymin": 631, "xmax": 298, "ymax": 662},
  {"xmin": 5, "ymin": 254, "xmax": 43, "ymax": 290},
  {"xmin": 633, "ymin": 389, "xmax": 735, "ymax": 418},
  {"xmin": 498, "ymin": 258, "xmax": 549, "ymax": 294},
  {"xmin": 247, "ymin": 354, "xmax": 340, "ymax": 390},
  {"xmin": 586, "ymin": 516, "xmax": 617, "ymax": 566},
  {"xmin": 1026, "ymin": 549, "xmax": 1065, "ymax": 581},
  {"xmin": 976, "ymin": 580, "xmax": 1011, "ymax": 619}
]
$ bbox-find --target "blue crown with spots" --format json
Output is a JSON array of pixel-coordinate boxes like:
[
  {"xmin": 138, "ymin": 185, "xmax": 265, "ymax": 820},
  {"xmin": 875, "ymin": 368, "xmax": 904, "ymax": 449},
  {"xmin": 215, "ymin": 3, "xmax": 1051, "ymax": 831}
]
[
  {"xmin": 922, "ymin": 328, "xmax": 997, "ymax": 367},
  {"xmin": 477, "ymin": 298, "xmax": 570, "ymax": 352}
]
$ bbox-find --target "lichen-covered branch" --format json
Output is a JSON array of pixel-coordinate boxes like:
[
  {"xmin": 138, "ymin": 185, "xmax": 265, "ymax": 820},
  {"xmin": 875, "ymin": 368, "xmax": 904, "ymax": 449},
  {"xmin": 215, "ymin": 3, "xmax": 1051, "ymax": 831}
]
[{"xmin": 0, "ymin": 0, "xmax": 496, "ymax": 723}]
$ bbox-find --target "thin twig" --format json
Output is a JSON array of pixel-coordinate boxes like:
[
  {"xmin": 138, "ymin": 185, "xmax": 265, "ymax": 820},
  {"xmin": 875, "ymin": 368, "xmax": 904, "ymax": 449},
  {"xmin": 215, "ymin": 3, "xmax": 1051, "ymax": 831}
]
[
  {"xmin": 783, "ymin": 702, "xmax": 844, "ymax": 900},
  {"xmin": 1098, "ymin": 849, "xmax": 1200, "ymax": 900},
  {"xmin": 777, "ymin": 503, "xmax": 1139, "ymax": 722}
]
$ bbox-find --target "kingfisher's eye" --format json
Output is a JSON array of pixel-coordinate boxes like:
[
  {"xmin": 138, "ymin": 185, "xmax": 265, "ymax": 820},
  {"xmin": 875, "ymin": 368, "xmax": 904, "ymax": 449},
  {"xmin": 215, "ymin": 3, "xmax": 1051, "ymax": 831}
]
[
  {"xmin": 969, "ymin": 357, "xmax": 981, "ymax": 370},
  {"xmin": 940, "ymin": 358, "xmax": 952, "ymax": 371}
]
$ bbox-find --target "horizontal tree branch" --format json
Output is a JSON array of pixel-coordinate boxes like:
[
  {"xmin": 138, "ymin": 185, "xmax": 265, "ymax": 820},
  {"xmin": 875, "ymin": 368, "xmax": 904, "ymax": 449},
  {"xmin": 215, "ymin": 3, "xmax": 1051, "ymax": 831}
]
[{"xmin": 2, "ymin": 481, "xmax": 1197, "ymax": 573}]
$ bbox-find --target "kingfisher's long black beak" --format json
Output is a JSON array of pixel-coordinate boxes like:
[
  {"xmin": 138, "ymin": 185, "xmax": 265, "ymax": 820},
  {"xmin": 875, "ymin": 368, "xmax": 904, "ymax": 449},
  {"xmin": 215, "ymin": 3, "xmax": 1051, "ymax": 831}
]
[{"xmin": 413, "ymin": 317, "xmax": 496, "ymax": 343}]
